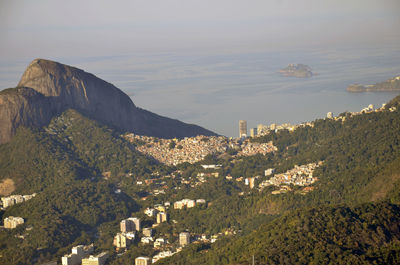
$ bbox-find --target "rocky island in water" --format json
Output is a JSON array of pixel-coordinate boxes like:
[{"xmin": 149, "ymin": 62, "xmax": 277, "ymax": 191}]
[
  {"xmin": 279, "ymin": 63, "xmax": 313, "ymax": 78},
  {"xmin": 347, "ymin": 75, "xmax": 400, "ymax": 92}
]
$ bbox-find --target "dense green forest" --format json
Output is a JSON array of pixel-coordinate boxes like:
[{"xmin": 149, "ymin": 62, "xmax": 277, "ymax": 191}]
[
  {"xmin": 0, "ymin": 110, "xmax": 169, "ymax": 264},
  {"xmin": 158, "ymin": 202, "xmax": 400, "ymax": 265},
  {"xmin": 0, "ymin": 95, "xmax": 400, "ymax": 264},
  {"xmin": 0, "ymin": 110, "xmax": 168, "ymax": 194}
]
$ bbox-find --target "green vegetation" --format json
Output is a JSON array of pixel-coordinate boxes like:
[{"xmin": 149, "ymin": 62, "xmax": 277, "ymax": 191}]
[
  {"xmin": 157, "ymin": 97, "xmax": 400, "ymax": 264},
  {"xmin": 0, "ymin": 126, "xmax": 86, "ymax": 193},
  {"xmin": 0, "ymin": 110, "xmax": 168, "ymax": 264},
  {"xmin": 0, "ymin": 181, "xmax": 137, "ymax": 265},
  {"xmin": 1, "ymin": 96, "xmax": 400, "ymax": 264},
  {"xmin": 159, "ymin": 202, "xmax": 400, "ymax": 265},
  {"xmin": 251, "ymin": 106, "xmax": 400, "ymax": 206}
]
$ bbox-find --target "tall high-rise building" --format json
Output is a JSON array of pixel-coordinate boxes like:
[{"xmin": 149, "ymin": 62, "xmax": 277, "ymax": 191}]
[
  {"xmin": 239, "ymin": 120, "xmax": 247, "ymax": 137},
  {"xmin": 120, "ymin": 219, "xmax": 134, "ymax": 232},
  {"xmin": 113, "ymin": 233, "xmax": 131, "ymax": 248},
  {"xmin": 156, "ymin": 212, "xmax": 168, "ymax": 223},
  {"xmin": 179, "ymin": 232, "xmax": 190, "ymax": 247},
  {"xmin": 250, "ymin": 128, "xmax": 257, "ymax": 137},
  {"xmin": 128, "ymin": 217, "xmax": 141, "ymax": 231},
  {"xmin": 248, "ymin": 177, "xmax": 255, "ymax": 189},
  {"xmin": 120, "ymin": 217, "xmax": 140, "ymax": 232},
  {"xmin": 135, "ymin": 257, "xmax": 152, "ymax": 265}
]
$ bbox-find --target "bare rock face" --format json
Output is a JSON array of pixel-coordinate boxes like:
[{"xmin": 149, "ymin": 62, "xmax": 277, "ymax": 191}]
[
  {"xmin": 0, "ymin": 59, "xmax": 216, "ymax": 144},
  {"xmin": 0, "ymin": 87, "xmax": 54, "ymax": 144},
  {"xmin": 17, "ymin": 59, "xmax": 140, "ymax": 132}
]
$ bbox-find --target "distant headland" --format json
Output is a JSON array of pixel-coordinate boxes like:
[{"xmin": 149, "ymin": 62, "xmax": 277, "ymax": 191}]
[
  {"xmin": 279, "ymin": 64, "xmax": 313, "ymax": 78},
  {"xmin": 347, "ymin": 75, "xmax": 400, "ymax": 92}
]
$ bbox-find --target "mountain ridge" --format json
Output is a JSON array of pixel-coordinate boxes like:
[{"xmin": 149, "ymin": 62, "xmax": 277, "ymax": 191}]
[
  {"xmin": 0, "ymin": 92, "xmax": 400, "ymax": 264},
  {"xmin": 0, "ymin": 59, "xmax": 216, "ymax": 144}
]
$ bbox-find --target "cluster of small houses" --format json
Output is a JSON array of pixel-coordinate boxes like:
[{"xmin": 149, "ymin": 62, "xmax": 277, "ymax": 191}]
[
  {"xmin": 255, "ymin": 122, "xmax": 315, "ymax": 136},
  {"xmin": 125, "ymin": 134, "xmax": 229, "ymax": 166},
  {"xmin": 326, "ymin": 103, "xmax": 397, "ymax": 123},
  {"xmin": 258, "ymin": 162, "xmax": 323, "ymax": 194},
  {"xmin": 236, "ymin": 141, "xmax": 277, "ymax": 156},
  {"xmin": 125, "ymin": 133, "xmax": 278, "ymax": 167}
]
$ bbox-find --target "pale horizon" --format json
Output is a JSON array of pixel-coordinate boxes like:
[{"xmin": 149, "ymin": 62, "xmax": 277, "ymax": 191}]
[{"xmin": 1, "ymin": 0, "xmax": 400, "ymax": 136}]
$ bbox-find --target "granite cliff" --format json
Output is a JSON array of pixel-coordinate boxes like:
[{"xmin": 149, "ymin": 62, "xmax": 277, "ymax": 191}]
[{"xmin": 0, "ymin": 59, "xmax": 216, "ymax": 144}]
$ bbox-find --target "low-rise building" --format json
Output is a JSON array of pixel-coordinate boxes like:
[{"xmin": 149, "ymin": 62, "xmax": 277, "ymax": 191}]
[
  {"xmin": 4, "ymin": 216, "xmax": 24, "ymax": 229},
  {"xmin": 174, "ymin": 199, "xmax": 196, "ymax": 209},
  {"xmin": 152, "ymin": 251, "xmax": 173, "ymax": 263},
  {"xmin": 154, "ymin": 204, "xmax": 166, "ymax": 212},
  {"xmin": 135, "ymin": 256, "xmax": 152, "ymax": 265},
  {"xmin": 81, "ymin": 252, "xmax": 108, "ymax": 265},
  {"xmin": 143, "ymin": 228, "xmax": 153, "ymax": 237},
  {"xmin": 186, "ymin": 199, "xmax": 196, "ymax": 208},
  {"xmin": 153, "ymin": 238, "xmax": 165, "ymax": 248},
  {"xmin": 61, "ymin": 244, "xmax": 94, "ymax": 265},
  {"xmin": 141, "ymin": 236, "xmax": 154, "ymax": 244},
  {"xmin": 201, "ymin": 164, "xmax": 222, "ymax": 169},
  {"xmin": 179, "ymin": 232, "xmax": 190, "ymax": 247},
  {"xmin": 196, "ymin": 199, "xmax": 206, "ymax": 205},
  {"xmin": 265, "ymin": 168, "xmax": 275, "ymax": 176},
  {"xmin": 173, "ymin": 201, "xmax": 185, "ymax": 209},
  {"xmin": 144, "ymin": 208, "xmax": 157, "ymax": 217}
]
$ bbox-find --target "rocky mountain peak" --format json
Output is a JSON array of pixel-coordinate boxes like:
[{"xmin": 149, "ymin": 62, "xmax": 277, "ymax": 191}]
[{"xmin": 0, "ymin": 59, "xmax": 216, "ymax": 144}]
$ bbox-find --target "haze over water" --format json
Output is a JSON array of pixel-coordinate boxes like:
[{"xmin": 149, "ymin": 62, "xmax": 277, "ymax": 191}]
[
  {"xmin": 77, "ymin": 46, "xmax": 400, "ymax": 137},
  {"xmin": 1, "ymin": 45, "xmax": 399, "ymax": 137},
  {"xmin": 1, "ymin": 0, "xmax": 399, "ymax": 137}
]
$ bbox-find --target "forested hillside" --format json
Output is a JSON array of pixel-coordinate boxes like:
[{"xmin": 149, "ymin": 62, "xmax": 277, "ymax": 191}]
[
  {"xmin": 0, "ymin": 110, "xmax": 169, "ymax": 264},
  {"xmin": 158, "ymin": 202, "xmax": 400, "ymax": 264},
  {"xmin": 156, "ymin": 95, "xmax": 400, "ymax": 264},
  {"xmin": 0, "ymin": 95, "xmax": 400, "ymax": 265}
]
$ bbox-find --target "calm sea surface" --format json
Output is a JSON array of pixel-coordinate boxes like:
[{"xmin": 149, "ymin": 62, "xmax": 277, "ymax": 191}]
[{"xmin": 1, "ymin": 46, "xmax": 400, "ymax": 137}]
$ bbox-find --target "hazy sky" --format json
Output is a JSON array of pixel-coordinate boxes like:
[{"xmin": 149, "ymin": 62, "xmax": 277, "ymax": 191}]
[
  {"xmin": 1, "ymin": 0, "xmax": 399, "ymax": 59},
  {"xmin": 1, "ymin": 0, "xmax": 400, "ymax": 136}
]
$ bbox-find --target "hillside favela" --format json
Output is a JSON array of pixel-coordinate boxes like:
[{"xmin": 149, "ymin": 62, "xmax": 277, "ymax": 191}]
[{"xmin": 1, "ymin": 1, "xmax": 400, "ymax": 265}]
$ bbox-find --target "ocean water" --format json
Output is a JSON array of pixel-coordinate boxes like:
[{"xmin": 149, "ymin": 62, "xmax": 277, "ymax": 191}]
[{"xmin": 1, "ymin": 46, "xmax": 400, "ymax": 137}]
